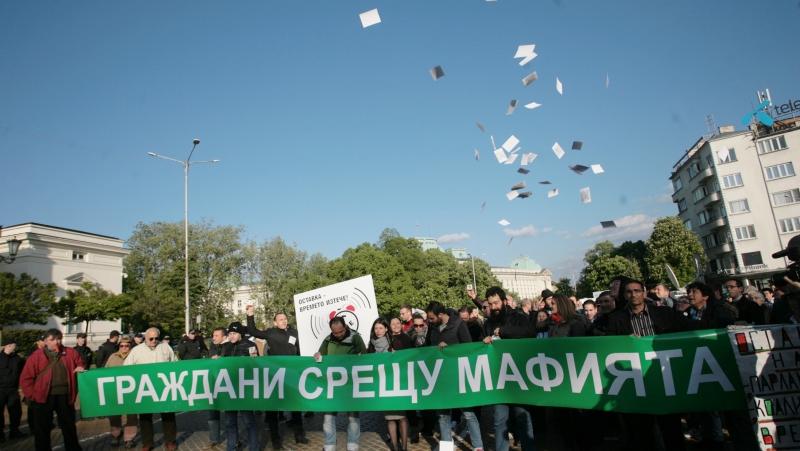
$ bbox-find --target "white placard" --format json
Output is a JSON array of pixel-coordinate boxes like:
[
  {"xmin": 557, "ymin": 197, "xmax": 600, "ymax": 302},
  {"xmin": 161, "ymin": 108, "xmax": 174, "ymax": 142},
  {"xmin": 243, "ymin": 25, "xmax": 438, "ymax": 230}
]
[{"xmin": 293, "ymin": 275, "xmax": 378, "ymax": 356}]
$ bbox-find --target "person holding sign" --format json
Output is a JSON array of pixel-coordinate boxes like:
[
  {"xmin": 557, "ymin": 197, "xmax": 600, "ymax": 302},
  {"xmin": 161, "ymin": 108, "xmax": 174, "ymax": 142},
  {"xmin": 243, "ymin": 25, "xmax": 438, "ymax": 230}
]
[
  {"xmin": 244, "ymin": 304, "xmax": 310, "ymax": 449},
  {"xmin": 314, "ymin": 316, "xmax": 366, "ymax": 451},
  {"xmin": 220, "ymin": 322, "xmax": 260, "ymax": 451}
]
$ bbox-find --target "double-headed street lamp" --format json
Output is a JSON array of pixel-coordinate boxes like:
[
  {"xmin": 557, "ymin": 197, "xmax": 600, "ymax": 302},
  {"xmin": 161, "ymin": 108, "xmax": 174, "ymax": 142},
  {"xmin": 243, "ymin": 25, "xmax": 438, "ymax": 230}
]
[{"xmin": 148, "ymin": 139, "xmax": 220, "ymax": 335}]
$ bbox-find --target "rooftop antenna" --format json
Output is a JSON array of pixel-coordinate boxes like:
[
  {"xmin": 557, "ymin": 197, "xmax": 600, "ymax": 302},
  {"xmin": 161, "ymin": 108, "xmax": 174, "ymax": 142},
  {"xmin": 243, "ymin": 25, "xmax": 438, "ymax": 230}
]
[{"xmin": 705, "ymin": 114, "xmax": 717, "ymax": 137}]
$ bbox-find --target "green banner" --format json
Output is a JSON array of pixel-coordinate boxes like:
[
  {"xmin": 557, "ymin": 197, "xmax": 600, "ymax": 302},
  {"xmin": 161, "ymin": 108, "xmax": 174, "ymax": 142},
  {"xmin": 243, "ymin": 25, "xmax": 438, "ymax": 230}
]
[{"xmin": 78, "ymin": 329, "xmax": 745, "ymax": 417}]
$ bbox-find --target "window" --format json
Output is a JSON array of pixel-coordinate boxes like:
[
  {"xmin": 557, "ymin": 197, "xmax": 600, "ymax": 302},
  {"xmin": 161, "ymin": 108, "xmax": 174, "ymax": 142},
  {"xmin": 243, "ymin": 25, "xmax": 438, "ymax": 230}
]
[
  {"xmin": 704, "ymin": 234, "xmax": 718, "ymax": 249},
  {"xmin": 728, "ymin": 199, "xmax": 750, "ymax": 214},
  {"xmin": 734, "ymin": 225, "xmax": 756, "ymax": 240},
  {"xmin": 773, "ymin": 188, "xmax": 800, "ymax": 206},
  {"xmin": 688, "ymin": 161, "xmax": 701, "ymax": 178},
  {"xmin": 678, "ymin": 198, "xmax": 687, "ymax": 213},
  {"xmin": 706, "ymin": 155, "xmax": 714, "ymax": 168},
  {"xmin": 779, "ymin": 217, "xmax": 800, "ymax": 234},
  {"xmin": 672, "ymin": 177, "xmax": 683, "ymax": 193},
  {"xmin": 766, "ymin": 162, "xmax": 795, "ymax": 181},
  {"xmin": 698, "ymin": 210, "xmax": 711, "ymax": 225},
  {"xmin": 693, "ymin": 186, "xmax": 708, "ymax": 202},
  {"xmin": 757, "ymin": 135, "xmax": 788, "ymax": 154},
  {"xmin": 683, "ymin": 219, "xmax": 692, "ymax": 230},
  {"xmin": 741, "ymin": 252, "xmax": 764, "ymax": 266},
  {"xmin": 717, "ymin": 148, "xmax": 737, "ymax": 164},
  {"xmin": 72, "ymin": 252, "xmax": 84, "ymax": 261},
  {"xmin": 722, "ymin": 173, "xmax": 743, "ymax": 188},
  {"xmin": 237, "ymin": 300, "xmax": 242, "ymax": 308}
]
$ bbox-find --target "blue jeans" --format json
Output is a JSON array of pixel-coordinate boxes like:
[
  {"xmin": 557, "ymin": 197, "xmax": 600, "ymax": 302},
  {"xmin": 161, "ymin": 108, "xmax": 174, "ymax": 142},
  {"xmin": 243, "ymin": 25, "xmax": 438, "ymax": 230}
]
[
  {"xmin": 438, "ymin": 409, "xmax": 483, "ymax": 450},
  {"xmin": 225, "ymin": 411, "xmax": 258, "ymax": 451},
  {"xmin": 208, "ymin": 410, "xmax": 221, "ymax": 444},
  {"xmin": 323, "ymin": 412, "xmax": 360, "ymax": 451},
  {"xmin": 494, "ymin": 404, "xmax": 534, "ymax": 451}
]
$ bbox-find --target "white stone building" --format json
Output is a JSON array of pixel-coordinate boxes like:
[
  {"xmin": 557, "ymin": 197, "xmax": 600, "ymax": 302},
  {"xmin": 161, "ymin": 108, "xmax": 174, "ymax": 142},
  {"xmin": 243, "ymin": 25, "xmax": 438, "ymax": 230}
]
[
  {"xmin": 491, "ymin": 256, "xmax": 553, "ymax": 299},
  {"xmin": 0, "ymin": 223, "xmax": 129, "ymax": 347},
  {"xmin": 670, "ymin": 110, "xmax": 800, "ymax": 282}
]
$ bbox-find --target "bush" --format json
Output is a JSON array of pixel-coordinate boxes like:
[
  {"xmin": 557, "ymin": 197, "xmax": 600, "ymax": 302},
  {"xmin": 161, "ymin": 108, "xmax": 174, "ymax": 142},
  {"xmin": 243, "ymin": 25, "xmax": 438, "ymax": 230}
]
[{"xmin": 3, "ymin": 329, "xmax": 47, "ymax": 357}]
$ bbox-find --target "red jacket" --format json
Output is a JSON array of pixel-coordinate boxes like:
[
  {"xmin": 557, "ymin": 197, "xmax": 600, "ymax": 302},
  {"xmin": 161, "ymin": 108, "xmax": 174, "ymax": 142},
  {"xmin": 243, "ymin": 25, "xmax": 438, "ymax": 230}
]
[{"xmin": 20, "ymin": 346, "xmax": 83, "ymax": 405}]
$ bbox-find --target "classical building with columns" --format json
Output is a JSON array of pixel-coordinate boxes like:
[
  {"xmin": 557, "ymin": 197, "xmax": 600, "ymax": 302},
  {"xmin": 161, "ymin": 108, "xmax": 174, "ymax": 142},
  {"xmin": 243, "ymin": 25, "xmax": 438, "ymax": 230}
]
[{"xmin": 491, "ymin": 256, "xmax": 553, "ymax": 300}]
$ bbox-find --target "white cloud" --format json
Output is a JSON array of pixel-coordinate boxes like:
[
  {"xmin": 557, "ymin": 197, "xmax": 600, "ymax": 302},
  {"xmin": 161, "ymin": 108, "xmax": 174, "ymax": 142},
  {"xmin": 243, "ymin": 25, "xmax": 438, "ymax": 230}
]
[
  {"xmin": 542, "ymin": 227, "xmax": 554, "ymax": 233},
  {"xmin": 581, "ymin": 214, "xmax": 655, "ymax": 242},
  {"xmin": 437, "ymin": 232, "xmax": 470, "ymax": 244},
  {"xmin": 503, "ymin": 225, "xmax": 539, "ymax": 238}
]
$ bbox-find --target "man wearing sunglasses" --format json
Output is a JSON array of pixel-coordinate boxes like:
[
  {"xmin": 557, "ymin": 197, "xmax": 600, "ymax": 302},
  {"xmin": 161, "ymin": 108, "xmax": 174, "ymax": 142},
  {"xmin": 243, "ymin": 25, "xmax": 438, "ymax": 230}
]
[{"xmin": 124, "ymin": 327, "xmax": 178, "ymax": 451}]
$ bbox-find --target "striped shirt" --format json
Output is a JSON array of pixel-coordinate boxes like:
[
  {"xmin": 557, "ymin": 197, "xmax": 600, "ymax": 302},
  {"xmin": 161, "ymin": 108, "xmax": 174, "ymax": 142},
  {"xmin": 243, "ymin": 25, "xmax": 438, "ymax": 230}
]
[{"xmin": 628, "ymin": 305, "xmax": 656, "ymax": 337}]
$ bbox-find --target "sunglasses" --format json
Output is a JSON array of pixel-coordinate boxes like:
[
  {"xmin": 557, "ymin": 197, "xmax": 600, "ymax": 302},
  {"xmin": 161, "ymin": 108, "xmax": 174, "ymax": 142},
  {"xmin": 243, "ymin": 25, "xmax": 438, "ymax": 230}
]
[
  {"xmin": 146, "ymin": 337, "xmax": 159, "ymax": 341},
  {"xmin": 413, "ymin": 324, "xmax": 426, "ymax": 328},
  {"xmin": 119, "ymin": 344, "xmax": 131, "ymax": 348}
]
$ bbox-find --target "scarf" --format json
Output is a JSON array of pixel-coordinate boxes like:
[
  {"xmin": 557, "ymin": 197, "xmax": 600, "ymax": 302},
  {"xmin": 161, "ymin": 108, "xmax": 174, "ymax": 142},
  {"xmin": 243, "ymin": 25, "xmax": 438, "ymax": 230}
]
[{"xmin": 370, "ymin": 335, "xmax": 391, "ymax": 353}]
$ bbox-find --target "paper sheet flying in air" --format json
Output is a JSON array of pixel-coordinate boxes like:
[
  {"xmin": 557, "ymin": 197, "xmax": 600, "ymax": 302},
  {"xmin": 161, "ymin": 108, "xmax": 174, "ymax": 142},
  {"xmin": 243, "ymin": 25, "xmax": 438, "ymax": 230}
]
[
  {"xmin": 547, "ymin": 188, "xmax": 559, "ymax": 198},
  {"xmin": 580, "ymin": 187, "xmax": 592, "ymax": 204},
  {"xmin": 359, "ymin": 9, "xmax": 382, "ymax": 28},
  {"xmin": 556, "ymin": 77, "xmax": 563, "ymax": 95},
  {"xmin": 552, "ymin": 142, "xmax": 565, "ymax": 159},
  {"xmin": 514, "ymin": 44, "xmax": 537, "ymax": 66},
  {"xmin": 591, "ymin": 164, "xmax": 605, "ymax": 174}
]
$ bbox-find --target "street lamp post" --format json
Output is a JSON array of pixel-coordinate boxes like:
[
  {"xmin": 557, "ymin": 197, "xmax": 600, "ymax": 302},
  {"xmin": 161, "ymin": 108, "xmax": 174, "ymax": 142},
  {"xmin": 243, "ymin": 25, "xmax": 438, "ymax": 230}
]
[
  {"xmin": 148, "ymin": 139, "xmax": 220, "ymax": 335},
  {"xmin": 0, "ymin": 229, "xmax": 22, "ymax": 264},
  {"xmin": 470, "ymin": 254, "xmax": 477, "ymax": 292}
]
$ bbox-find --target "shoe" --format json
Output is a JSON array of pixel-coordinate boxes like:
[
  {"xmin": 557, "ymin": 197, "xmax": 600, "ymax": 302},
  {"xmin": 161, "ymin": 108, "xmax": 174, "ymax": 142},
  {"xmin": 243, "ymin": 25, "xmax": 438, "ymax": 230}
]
[
  {"xmin": 295, "ymin": 435, "xmax": 309, "ymax": 444},
  {"xmin": 9, "ymin": 431, "xmax": 26, "ymax": 440},
  {"xmin": 0, "ymin": 434, "xmax": 5, "ymax": 443},
  {"xmin": 203, "ymin": 442, "xmax": 222, "ymax": 450}
]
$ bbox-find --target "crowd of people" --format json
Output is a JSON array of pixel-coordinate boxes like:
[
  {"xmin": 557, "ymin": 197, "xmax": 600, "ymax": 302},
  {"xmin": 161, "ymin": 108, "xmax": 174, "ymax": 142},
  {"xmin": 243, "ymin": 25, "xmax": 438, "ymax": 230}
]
[{"xmin": 1, "ymin": 272, "xmax": 797, "ymax": 451}]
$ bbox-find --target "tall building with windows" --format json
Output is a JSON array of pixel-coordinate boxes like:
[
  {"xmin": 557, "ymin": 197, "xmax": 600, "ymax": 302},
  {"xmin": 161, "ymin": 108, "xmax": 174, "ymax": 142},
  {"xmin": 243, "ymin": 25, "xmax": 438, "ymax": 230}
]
[{"xmin": 670, "ymin": 111, "xmax": 800, "ymax": 282}]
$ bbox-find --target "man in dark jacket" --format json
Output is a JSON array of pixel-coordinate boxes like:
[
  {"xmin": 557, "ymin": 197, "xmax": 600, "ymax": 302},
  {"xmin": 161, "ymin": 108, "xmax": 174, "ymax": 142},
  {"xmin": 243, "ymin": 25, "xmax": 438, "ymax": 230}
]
[
  {"xmin": 94, "ymin": 330, "xmax": 120, "ymax": 368},
  {"xmin": 425, "ymin": 301, "xmax": 484, "ymax": 450},
  {"xmin": 73, "ymin": 333, "xmax": 93, "ymax": 369},
  {"xmin": 724, "ymin": 278, "xmax": 767, "ymax": 325},
  {"xmin": 176, "ymin": 329, "xmax": 207, "ymax": 360},
  {"xmin": 222, "ymin": 322, "xmax": 259, "ymax": 451},
  {"xmin": 245, "ymin": 305, "xmax": 309, "ymax": 448},
  {"xmin": 685, "ymin": 282, "xmax": 737, "ymax": 329},
  {"xmin": 481, "ymin": 287, "xmax": 535, "ymax": 451},
  {"xmin": 606, "ymin": 280, "xmax": 687, "ymax": 451},
  {"xmin": 0, "ymin": 339, "xmax": 25, "ymax": 442},
  {"xmin": 205, "ymin": 327, "xmax": 226, "ymax": 449}
]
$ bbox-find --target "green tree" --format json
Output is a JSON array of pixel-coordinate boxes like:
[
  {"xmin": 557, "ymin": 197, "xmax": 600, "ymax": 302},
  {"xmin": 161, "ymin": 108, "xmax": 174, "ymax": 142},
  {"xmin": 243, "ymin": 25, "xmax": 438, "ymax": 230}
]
[
  {"xmin": 554, "ymin": 278, "xmax": 576, "ymax": 297},
  {"xmin": 50, "ymin": 282, "xmax": 130, "ymax": 333},
  {"xmin": 124, "ymin": 220, "xmax": 245, "ymax": 336},
  {"xmin": 644, "ymin": 216, "xmax": 706, "ymax": 288},
  {"xmin": 614, "ymin": 240, "xmax": 648, "ymax": 281},
  {"xmin": 243, "ymin": 237, "xmax": 330, "ymax": 324},
  {"xmin": 0, "ymin": 272, "xmax": 57, "ymax": 345},
  {"xmin": 577, "ymin": 241, "xmax": 642, "ymax": 297}
]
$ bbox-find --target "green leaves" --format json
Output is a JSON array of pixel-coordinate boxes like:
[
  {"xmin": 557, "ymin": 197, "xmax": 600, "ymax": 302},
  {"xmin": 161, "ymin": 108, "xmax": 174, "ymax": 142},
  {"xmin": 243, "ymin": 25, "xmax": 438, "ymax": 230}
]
[
  {"xmin": 644, "ymin": 216, "xmax": 706, "ymax": 288},
  {"xmin": 51, "ymin": 282, "xmax": 130, "ymax": 333},
  {"xmin": 0, "ymin": 272, "xmax": 57, "ymax": 329}
]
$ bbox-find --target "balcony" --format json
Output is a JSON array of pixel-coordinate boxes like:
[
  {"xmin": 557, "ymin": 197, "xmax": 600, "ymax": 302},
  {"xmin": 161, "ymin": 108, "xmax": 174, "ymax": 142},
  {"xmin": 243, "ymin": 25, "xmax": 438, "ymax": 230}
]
[
  {"xmin": 695, "ymin": 167, "xmax": 714, "ymax": 181},
  {"xmin": 700, "ymin": 216, "xmax": 727, "ymax": 230},
  {"xmin": 703, "ymin": 191, "xmax": 721, "ymax": 205}
]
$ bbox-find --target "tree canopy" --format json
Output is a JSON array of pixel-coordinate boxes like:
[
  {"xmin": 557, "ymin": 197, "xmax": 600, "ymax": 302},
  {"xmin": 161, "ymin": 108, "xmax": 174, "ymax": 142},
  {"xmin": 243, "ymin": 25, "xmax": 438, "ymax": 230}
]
[
  {"xmin": 0, "ymin": 272, "xmax": 57, "ymax": 343},
  {"xmin": 644, "ymin": 216, "xmax": 706, "ymax": 288}
]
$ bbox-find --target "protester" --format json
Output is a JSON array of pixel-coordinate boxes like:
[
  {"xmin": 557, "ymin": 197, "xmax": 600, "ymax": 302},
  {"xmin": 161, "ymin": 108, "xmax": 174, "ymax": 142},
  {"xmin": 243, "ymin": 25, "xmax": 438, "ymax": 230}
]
[
  {"xmin": 426, "ymin": 301, "xmax": 483, "ymax": 451},
  {"xmin": 124, "ymin": 327, "xmax": 178, "ymax": 451},
  {"xmin": 314, "ymin": 316, "xmax": 366, "ymax": 451},
  {"xmin": 367, "ymin": 318, "xmax": 409, "ymax": 451},
  {"xmin": 743, "ymin": 285, "xmax": 770, "ymax": 323},
  {"xmin": 533, "ymin": 310, "xmax": 551, "ymax": 338},
  {"xmin": 133, "ymin": 333, "xmax": 144, "ymax": 346},
  {"xmin": 407, "ymin": 313, "xmax": 434, "ymax": 441},
  {"xmin": 0, "ymin": 338, "xmax": 24, "ymax": 442},
  {"xmin": 245, "ymin": 305, "xmax": 309, "ymax": 449},
  {"xmin": 105, "ymin": 336, "xmax": 138, "ymax": 448},
  {"xmin": 519, "ymin": 298, "xmax": 533, "ymax": 317},
  {"xmin": 389, "ymin": 317, "xmax": 413, "ymax": 351},
  {"xmin": 583, "ymin": 300, "xmax": 598, "ymax": 323},
  {"xmin": 549, "ymin": 294, "xmax": 588, "ymax": 338},
  {"xmin": 20, "ymin": 328, "xmax": 85, "ymax": 451},
  {"xmin": 606, "ymin": 280, "xmax": 687, "ymax": 451},
  {"xmin": 176, "ymin": 328, "xmax": 207, "ymax": 360},
  {"xmin": 459, "ymin": 306, "xmax": 484, "ymax": 342},
  {"xmin": 94, "ymin": 330, "xmax": 120, "ymax": 368},
  {"xmin": 206, "ymin": 326, "xmax": 227, "ymax": 449},
  {"xmin": 654, "ymin": 283, "xmax": 676, "ymax": 308},
  {"xmin": 409, "ymin": 313, "xmax": 429, "ymax": 348},
  {"xmin": 220, "ymin": 321, "xmax": 259, "ymax": 451},
  {"xmin": 399, "ymin": 304, "xmax": 414, "ymax": 333},
  {"xmin": 724, "ymin": 278, "xmax": 767, "ymax": 325},
  {"xmin": 73, "ymin": 333, "xmax": 93, "ymax": 369},
  {"xmin": 482, "ymin": 287, "xmax": 534, "ymax": 451},
  {"xmin": 540, "ymin": 289, "xmax": 555, "ymax": 312},
  {"xmin": 686, "ymin": 282, "xmax": 737, "ymax": 329}
]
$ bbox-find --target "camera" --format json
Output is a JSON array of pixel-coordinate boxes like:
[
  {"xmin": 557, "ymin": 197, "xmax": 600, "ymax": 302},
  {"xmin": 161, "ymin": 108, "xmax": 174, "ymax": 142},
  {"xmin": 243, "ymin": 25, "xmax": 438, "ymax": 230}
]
[{"xmin": 771, "ymin": 234, "xmax": 800, "ymax": 286}]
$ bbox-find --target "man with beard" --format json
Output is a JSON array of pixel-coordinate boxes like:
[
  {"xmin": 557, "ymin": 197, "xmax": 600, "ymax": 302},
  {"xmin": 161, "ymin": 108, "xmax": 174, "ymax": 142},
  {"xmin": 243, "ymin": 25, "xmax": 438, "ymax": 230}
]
[{"xmin": 482, "ymin": 287, "xmax": 535, "ymax": 451}]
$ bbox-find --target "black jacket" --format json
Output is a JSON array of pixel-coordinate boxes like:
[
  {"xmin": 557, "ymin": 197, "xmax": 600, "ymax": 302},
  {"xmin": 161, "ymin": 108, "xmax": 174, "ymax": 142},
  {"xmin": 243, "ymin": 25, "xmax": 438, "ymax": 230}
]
[
  {"xmin": 221, "ymin": 339, "xmax": 258, "ymax": 357},
  {"xmin": 549, "ymin": 316, "xmax": 588, "ymax": 338},
  {"xmin": 245, "ymin": 315, "xmax": 300, "ymax": 356},
  {"xmin": 732, "ymin": 296, "xmax": 769, "ymax": 325},
  {"xmin": 208, "ymin": 342, "xmax": 224, "ymax": 358},
  {"xmin": 0, "ymin": 351, "xmax": 22, "ymax": 390},
  {"xmin": 73, "ymin": 345, "xmax": 94, "ymax": 369},
  {"xmin": 95, "ymin": 340, "xmax": 118, "ymax": 368},
  {"xmin": 429, "ymin": 310, "xmax": 472, "ymax": 346},
  {"xmin": 685, "ymin": 299, "xmax": 738, "ymax": 329},
  {"xmin": 176, "ymin": 337, "xmax": 207, "ymax": 360},
  {"xmin": 484, "ymin": 306, "xmax": 534, "ymax": 339},
  {"xmin": 605, "ymin": 305, "xmax": 689, "ymax": 336},
  {"xmin": 389, "ymin": 332, "xmax": 413, "ymax": 351}
]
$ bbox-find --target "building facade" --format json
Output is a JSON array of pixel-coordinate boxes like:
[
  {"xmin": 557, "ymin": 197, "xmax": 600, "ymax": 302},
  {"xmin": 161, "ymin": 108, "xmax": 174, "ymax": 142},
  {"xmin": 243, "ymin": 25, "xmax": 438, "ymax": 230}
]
[
  {"xmin": 491, "ymin": 256, "xmax": 553, "ymax": 300},
  {"xmin": 0, "ymin": 223, "xmax": 129, "ymax": 347},
  {"xmin": 670, "ymin": 114, "xmax": 800, "ymax": 282}
]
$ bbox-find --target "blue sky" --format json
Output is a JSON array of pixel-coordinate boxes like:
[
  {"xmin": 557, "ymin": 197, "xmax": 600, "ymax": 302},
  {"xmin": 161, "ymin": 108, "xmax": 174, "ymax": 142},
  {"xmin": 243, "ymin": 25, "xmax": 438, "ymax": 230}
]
[{"xmin": 2, "ymin": 0, "xmax": 798, "ymax": 279}]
